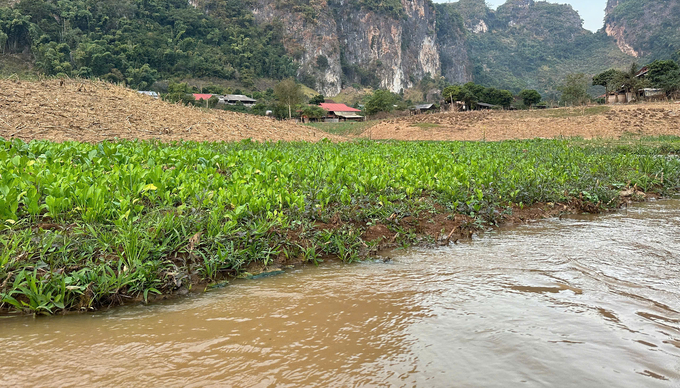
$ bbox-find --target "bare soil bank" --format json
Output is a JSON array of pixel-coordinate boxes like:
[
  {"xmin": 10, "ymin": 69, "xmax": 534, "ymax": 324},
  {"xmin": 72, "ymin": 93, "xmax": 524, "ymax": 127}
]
[
  {"xmin": 361, "ymin": 104, "xmax": 680, "ymax": 141},
  {"xmin": 0, "ymin": 78, "xmax": 342, "ymax": 143}
]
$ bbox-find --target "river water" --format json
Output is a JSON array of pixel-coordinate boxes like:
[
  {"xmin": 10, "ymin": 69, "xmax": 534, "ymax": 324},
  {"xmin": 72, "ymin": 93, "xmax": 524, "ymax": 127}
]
[{"xmin": 1, "ymin": 200, "xmax": 679, "ymax": 387}]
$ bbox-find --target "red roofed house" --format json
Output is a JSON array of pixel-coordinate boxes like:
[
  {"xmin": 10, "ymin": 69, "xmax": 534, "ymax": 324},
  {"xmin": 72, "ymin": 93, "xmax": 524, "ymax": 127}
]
[
  {"xmin": 319, "ymin": 103, "xmax": 364, "ymax": 122},
  {"xmin": 193, "ymin": 94, "xmax": 214, "ymax": 101}
]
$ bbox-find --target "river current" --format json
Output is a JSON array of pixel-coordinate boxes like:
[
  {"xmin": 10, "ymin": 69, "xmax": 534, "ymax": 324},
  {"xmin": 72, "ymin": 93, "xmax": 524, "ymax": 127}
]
[{"xmin": 1, "ymin": 200, "xmax": 679, "ymax": 387}]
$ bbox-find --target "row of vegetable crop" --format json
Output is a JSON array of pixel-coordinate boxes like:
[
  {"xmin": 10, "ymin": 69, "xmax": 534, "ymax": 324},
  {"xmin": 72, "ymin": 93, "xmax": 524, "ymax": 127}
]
[
  {"xmin": 1, "ymin": 138, "xmax": 679, "ymax": 314},
  {"xmin": 3, "ymin": 139, "xmax": 676, "ymax": 223}
]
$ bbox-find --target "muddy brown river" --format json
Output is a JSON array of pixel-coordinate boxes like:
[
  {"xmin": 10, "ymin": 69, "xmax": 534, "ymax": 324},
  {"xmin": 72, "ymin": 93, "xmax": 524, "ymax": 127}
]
[{"xmin": 2, "ymin": 200, "xmax": 680, "ymax": 387}]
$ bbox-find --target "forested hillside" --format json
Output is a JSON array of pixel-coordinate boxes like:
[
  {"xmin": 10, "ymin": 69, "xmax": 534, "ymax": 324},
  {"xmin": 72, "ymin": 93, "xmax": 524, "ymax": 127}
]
[
  {"xmin": 604, "ymin": 0, "xmax": 680, "ymax": 60},
  {"xmin": 0, "ymin": 0, "xmax": 297, "ymax": 89},
  {"xmin": 445, "ymin": 0, "xmax": 635, "ymax": 98},
  {"xmin": 1, "ymin": 0, "xmax": 678, "ymax": 99}
]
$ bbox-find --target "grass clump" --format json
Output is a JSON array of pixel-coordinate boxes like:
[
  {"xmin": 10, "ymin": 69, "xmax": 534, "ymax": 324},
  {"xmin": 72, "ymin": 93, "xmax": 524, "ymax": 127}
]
[{"xmin": 1, "ymin": 137, "xmax": 680, "ymax": 314}]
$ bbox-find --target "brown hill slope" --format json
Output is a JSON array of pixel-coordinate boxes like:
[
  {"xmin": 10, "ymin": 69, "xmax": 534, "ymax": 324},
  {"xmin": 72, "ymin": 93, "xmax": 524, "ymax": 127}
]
[
  {"xmin": 361, "ymin": 104, "xmax": 680, "ymax": 141},
  {"xmin": 0, "ymin": 79, "xmax": 341, "ymax": 143}
]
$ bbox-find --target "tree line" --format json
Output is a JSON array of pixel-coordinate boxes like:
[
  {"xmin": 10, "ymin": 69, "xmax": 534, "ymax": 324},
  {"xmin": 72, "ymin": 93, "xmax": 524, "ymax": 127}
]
[
  {"xmin": 442, "ymin": 83, "xmax": 542, "ymax": 109},
  {"xmin": 593, "ymin": 57, "xmax": 680, "ymax": 99},
  {"xmin": 557, "ymin": 53, "xmax": 680, "ymax": 106},
  {"xmin": 0, "ymin": 0, "xmax": 297, "ymax": 89}
]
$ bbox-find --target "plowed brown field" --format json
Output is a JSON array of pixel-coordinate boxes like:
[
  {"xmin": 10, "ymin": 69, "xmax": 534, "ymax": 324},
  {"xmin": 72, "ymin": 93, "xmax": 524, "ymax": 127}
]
[
  {"xmin": 0, "ymin": 78, "xmax": 342, "ymax": 143},
  {"xmin": 361, "ymin": 103, "xmax": 680, "ymax": 141}
]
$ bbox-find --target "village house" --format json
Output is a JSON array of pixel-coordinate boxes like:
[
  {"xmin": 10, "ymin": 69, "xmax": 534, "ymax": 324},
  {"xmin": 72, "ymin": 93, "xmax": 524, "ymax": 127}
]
[
  {"xmin": 606, "ymin": 88, "xmax": 665, "ymax": 103},
  {"xmin": 640, "ymin": 88, "xmax": 666, "ymax": 100},
  {"xmin": 191, "ymin": 93, "xmax": 259, "ymax": 108},
  {"xmin": 475, "ymin": 102, "xmax": 497, "ymax": 110},
  {"xmin": 410, "ymin": 103, "xmax": 438, "ymax": 115},
  {"xmin": 219, "ymin": 94, "xmax": 258, "ymax": 108},
  {"xmin": 319, "ymin": 103, "xmax": 364, "ymax": 122},
  {"xmin": 606, "ymin": 90, "xmax": 629, "ymax": 103},
  {"xmin": 605, "ymin": 66, "xmax": 664, "ymax": 103},
  {"xmin": 192, "ymin": 93, "xmax": 215, "ymax": 102},
  {"xmin": 137, "ymin": 91, "xmax": 159, "ymax": 99}
]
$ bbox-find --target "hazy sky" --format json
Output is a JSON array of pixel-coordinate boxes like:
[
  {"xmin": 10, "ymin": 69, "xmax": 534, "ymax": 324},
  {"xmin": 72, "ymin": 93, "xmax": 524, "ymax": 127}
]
[{"xmin": 434, "ymin": 0, "xmax": 608, "ymax": 32}]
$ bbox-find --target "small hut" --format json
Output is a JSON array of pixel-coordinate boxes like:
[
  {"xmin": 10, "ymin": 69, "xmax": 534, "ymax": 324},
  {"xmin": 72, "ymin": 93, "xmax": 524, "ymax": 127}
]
[
  {"xmin": 319, "ymin": 103, "xmax": 364, "ymax": 122},
  {"xmin": 220, "ymin": 94, "xmax": 258, "ymax": 108},
  {"xmin": 410, "ymin": 103, "xmax": 437, "ymax": 115},
  {"xmin": 475, "ymin": 102, "xmax": 497, "ymax": 110}
]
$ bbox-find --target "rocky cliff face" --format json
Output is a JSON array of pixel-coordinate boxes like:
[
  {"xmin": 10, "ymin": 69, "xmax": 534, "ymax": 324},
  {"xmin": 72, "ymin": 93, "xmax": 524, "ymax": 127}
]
[
  {"xmin": 605, "ymin": 23, "xmax": 640, "ymax": 57},
  {"xmin": 441, "ymin": 0, "xmax": 634, "ymax": 96},
  {"xmin": 332, "ymin": 0, "xmax": 440, "ymax": 92},
  {"xmin": 251, "ymin": 0, "xmax": 343, "ymax": 96},
  {"xmin": 604, "ymin": 0, "xmax": 680, "ymax": 59},
  {"xmin": 603, "ymin": 0, "xmax": 643, "ymax": 57},
  {"xmin": 250, "ymin": 0, "xmax": 470, "ymax": 96}
]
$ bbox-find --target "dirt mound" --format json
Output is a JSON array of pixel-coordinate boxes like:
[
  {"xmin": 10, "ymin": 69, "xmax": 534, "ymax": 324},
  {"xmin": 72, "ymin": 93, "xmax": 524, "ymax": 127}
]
[
  {"xmin": 0, "ymin": 79, "xmax": 342, "ymax": 143},
  {"xmin": 362, "ymin": 104, "xmax": 680, "ymax": 141}
]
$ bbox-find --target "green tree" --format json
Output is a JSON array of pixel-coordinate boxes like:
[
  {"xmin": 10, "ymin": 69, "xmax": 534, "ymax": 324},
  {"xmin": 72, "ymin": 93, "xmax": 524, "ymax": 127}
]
[
  {"xmin": 300, "ymin": 105, "xmax": 327, "ymax": 119},
  {"xmin": 202, "ymin": 84, "xmax": 226, "ymax": 94},
  {"xmin": 316, "ymin": 55, "xmax": 329, "ymax": 70},
  {"xmin": 418, "ymin": 73, "xmax": 436, "ymax": 95},
  {"xmin": 459, "ymin": 88, "xmax": 478, "ymax": 109},
  {"xmin": 558, "ymin": 74, "xmax": 590, "ymax": 106},
  {"xmin": 614, "ymin": 63, "xmax": 647, "ymax": 99},
  {"xmin": 483, "ymin": 87, "xmax": 514, "ymax": 107},
  {"xmin": 463, "ymin": 82, "xmax": 485, "ymax": 98},
  {"xmin": 593, "ymin": 68, "xmax": 625, "ymax": 94},
  {"xmin": 126, "ymin": 64, "xmax": 158, "ymax": 90},
  {"xmin": 0, "ymin": 8, "xmax": 31, "ymax": 53},
  {"xmin": 274, "ymin": 78, "xmax": 304, "ymax": 119},
  {"xmin": 519, "ymin": 89, "xmax": 542, "ymax": 107},
  {"xmin": 0, "ymin": 30, "xmax": 7, "ymax": 54},
  {"xmin": 647, "ymin": 59, "xmax": 680, "ymax": 95},
  {"xmin": 165, "ymin": 82, "xmax": 194, "ymax": 105},
  {"xmin": 365, "ymin": 89, "xmax": 399, "ymax": 115},
  {"xmin": 442, "ymin": 85, "xmax": 463, "ymax": 104},
  {"xmin": 442, "ymin": 84, "xmax": 478, "ymax": 108},
  {"xmin": 251, "ymin": 102, "xmax": 271, "ymax": 116},
  {"xmin": 272, "ymin": 104, "xmax": 291, "ymax": 120},
  {"xmin": 309, "ymin": 94, "xmax": 325, "ymax": 105}
]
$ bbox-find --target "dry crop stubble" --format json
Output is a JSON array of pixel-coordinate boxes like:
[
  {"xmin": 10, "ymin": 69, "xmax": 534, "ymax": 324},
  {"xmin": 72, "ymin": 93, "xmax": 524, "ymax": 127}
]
[
  {"xmin": 0, "ymin": 78, "xmax": 343, "ymax": 143},
  {"xmin": 361, "ymin": 103, "xmax": 680, "ymax": 141}
]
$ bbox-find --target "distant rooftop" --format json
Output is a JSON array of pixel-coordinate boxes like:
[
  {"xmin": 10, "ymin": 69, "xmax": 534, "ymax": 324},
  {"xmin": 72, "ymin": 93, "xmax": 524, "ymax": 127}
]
[
  {"xmin": 138, "ymin": 91, "xmax": 159, "ymax": 98},
  {"xmin": 319, "ymin": 103, "xmax": 361, "ymax": 112},
  {"xmin": 412, "ymin": 104, "xmax": 435, "ymax": 110},
  {"xmin": 193, "ymin": 94, "xmax": 214, "ymax": 101},
  {"xmin": 222, "ymin": 94, "xmax": 257, "ymax": 103}
]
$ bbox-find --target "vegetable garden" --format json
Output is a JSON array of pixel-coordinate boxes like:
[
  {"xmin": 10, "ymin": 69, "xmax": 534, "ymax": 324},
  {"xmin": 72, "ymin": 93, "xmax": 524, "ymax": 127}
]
[{"xmin": 1, "ymin": 137, "xmax": 680, "ymax": 314}]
